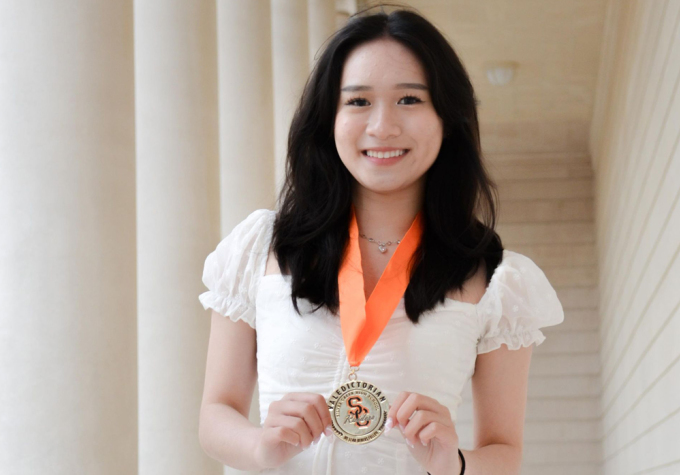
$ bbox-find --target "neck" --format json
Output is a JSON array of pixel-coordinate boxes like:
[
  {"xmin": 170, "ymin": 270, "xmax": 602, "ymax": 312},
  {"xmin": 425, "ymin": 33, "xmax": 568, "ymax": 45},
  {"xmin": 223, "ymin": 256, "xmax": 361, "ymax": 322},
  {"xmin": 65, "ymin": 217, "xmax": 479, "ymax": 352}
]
[{"xmin": 352, "ymin": 181, "xmax": 424, "ymax": 242}]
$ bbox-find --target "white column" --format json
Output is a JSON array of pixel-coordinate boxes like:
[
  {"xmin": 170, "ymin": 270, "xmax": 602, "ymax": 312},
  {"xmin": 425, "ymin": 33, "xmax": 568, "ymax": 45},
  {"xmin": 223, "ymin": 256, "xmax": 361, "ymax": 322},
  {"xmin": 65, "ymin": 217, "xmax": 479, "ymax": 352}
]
[
  {"xmin": 218, "ymin": 0, "xmax": 276, "ymax": 232},
  {"xmin": 216, "ymin": 2, "xmax": 275, "ymax": 473},
  {"xmin": 134, "ymin": 1, "xmax": 222, "ymax": 474},
  {"xmin": 308, "ymin": 0, "xmax": 337, "ymax": 68},
  {"xmin": 271, "ymin": 0, "xmax": 310, "ymax": 194},
  {"xmin": 0, "ymin": 2, "xmax": 137, "ymax": 474}
]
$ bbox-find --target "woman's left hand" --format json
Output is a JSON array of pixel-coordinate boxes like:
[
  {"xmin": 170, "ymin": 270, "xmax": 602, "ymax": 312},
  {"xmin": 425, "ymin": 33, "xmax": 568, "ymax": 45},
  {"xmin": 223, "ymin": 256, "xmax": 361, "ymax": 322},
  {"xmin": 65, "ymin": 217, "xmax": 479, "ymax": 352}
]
[{"xmin": 385, "ymin": 391, "xmax": 461, "ymax": 475}]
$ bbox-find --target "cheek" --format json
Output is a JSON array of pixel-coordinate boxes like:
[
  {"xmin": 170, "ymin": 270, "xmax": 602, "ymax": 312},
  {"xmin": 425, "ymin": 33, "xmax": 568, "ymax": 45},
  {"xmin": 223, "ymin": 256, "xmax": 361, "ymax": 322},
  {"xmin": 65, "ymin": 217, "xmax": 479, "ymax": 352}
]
[
  {"xmin": 409, "ymin": 120, "xmax": 443, "ymax": 169},
  {"xmin": 334, "ymin": 117, "xmax": 346, "ymax": 142},
  {"xmin": 421, "ymin": 119, "xmax": 444, "ymax": 148},
  {"xmin": 334, "ymin": 116, "xmax": 362, "ymax": 149}
]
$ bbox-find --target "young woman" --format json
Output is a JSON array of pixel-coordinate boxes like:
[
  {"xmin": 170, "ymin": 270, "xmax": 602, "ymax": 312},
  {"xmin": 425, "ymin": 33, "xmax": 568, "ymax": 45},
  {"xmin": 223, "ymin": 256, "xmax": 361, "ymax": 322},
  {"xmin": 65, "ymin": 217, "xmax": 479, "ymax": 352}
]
[{"xmin": 198, "ymin": 7, "xmax": 564, "ymax": 475}]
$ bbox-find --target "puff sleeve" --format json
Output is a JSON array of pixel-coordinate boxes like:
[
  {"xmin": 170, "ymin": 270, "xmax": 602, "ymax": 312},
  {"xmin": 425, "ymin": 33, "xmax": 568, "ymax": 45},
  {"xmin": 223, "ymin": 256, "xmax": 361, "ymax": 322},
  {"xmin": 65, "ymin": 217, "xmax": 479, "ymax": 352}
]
[
  {"xmin": 476, "ymin": 250, "xmax": 565, "ymax": 354},
  {"xmin": 198, "ymin": 208, "xmax": 275, "ymax": 329}
]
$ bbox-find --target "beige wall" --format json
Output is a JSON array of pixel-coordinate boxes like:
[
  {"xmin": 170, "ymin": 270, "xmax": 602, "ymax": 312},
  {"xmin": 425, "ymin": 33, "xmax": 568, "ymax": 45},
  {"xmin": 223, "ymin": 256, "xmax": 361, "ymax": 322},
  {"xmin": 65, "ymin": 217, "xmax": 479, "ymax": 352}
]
[
  {"xmin": 478, "ymin": 154, "xmax": 602, "ymax": 475},
  {"xmin": 589, "ymin": 0, "xmax": 680, "ymax": 473},
  {"xmin": 361, "ymin": 0, "xmax": 608, "ymax": 155}
]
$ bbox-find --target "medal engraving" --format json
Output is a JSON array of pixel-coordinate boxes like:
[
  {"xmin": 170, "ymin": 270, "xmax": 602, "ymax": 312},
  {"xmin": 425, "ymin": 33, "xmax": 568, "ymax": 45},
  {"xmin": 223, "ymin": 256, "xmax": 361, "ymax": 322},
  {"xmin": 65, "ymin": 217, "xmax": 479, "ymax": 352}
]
[{"xmin": 327, "ymin": 380, "xmax": 390, "ymax": 445}]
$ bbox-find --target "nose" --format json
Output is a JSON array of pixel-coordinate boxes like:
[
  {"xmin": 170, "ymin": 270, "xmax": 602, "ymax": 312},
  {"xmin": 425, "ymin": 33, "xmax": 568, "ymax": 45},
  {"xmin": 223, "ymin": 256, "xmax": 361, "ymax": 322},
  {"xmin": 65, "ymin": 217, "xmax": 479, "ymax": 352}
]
[{"xmin": 365, "ymin": 103, "xmax": 401, "ymax": 140}]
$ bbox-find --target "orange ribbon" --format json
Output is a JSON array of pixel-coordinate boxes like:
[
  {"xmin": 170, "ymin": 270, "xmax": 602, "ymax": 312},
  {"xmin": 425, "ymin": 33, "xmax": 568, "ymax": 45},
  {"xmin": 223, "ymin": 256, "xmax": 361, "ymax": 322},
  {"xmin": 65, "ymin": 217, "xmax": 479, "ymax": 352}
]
[{"xmin": 338, "ymin": 204, "xmax": 424, "ymax": 367}]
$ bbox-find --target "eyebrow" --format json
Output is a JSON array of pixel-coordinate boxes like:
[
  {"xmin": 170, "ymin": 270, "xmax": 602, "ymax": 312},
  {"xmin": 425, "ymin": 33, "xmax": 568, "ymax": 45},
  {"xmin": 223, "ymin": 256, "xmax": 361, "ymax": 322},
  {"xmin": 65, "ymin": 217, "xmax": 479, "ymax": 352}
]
[{"xmin": 340, "ymin": 83, "xmax": 428, "ymax": 92}]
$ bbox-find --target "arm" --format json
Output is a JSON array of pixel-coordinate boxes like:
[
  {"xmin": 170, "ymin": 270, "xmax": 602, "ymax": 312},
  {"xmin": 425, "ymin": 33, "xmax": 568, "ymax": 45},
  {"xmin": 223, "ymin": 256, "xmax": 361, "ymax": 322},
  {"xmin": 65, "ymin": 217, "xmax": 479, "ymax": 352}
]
[
  {"xmin": 386, "ymin": 344, "xmax": 530, "ymax": 475},
  {"xmin": 198, "ymin": 310, "xmax": 262, "ymax": 470},
  {"xmin": 464, "ymin": 343, "xmax": 533, "ymax": 475}
]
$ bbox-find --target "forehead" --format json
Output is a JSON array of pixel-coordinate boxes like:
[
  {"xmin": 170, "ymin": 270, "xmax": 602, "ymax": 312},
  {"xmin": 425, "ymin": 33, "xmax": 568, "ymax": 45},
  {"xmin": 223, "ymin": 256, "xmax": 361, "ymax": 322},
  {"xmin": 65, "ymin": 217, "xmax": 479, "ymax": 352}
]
[{"xmin": 340, "ymin": 38, "xmax": 426, "ymax": 86}]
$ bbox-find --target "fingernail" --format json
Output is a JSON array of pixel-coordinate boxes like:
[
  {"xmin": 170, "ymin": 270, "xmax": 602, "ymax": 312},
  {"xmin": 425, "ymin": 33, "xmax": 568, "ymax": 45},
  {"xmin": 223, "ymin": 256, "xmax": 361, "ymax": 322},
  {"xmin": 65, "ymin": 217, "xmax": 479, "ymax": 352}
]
[
  {"xmin": 399, "ymin": 423, "xmax": 405, "ymax": 432},
  {"xmin": 421, "ymin": 439, "xmax": 427, "ymax": 446},
  {"xmin": 385, "ymin": 417, "xmax": 394, "ymax": 433},
  {"xmin": 311, "ymin": 435, "xmax": 321, "ymax": 446},
  {"xmin": 324, "ymin": 425, "xmax": 333, "ymax": 437},
  {"xmin": 405, "ymin": 439, "xmax": 414, "ymax": 448}
]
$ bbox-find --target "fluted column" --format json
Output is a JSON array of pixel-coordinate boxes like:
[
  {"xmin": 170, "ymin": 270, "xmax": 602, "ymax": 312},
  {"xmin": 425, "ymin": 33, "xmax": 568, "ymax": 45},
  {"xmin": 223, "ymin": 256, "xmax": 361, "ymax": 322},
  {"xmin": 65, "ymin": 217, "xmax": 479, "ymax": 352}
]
[
  {"xmin": 216, "ymin": 3, "xmax": 275, "ymax": 472},
  {"xmin": 218, "ymin": 0, "xmax": 276, "ymax": 232},
  {"xmin": 271, "ymin": 0, "xmax": 310, "ymax": 193},
  {"xmin": 308, "ymin": 0, "xmax": 337, "ymax": 68},
  {"xmin": 134, "ymin": 1, "xmax": 222, "ymax": 474},
  {"xmin": 0, "ymin": 2, "xmax": 137, "ymax": 473}
]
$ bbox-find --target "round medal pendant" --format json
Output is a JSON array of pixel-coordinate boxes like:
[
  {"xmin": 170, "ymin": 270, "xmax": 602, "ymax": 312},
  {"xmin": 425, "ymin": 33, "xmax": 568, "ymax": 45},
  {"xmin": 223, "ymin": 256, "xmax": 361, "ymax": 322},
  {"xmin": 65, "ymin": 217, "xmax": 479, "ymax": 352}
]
[{"xmin": 326, "ymin": 380, "xmax": 390, "ymax": 445}]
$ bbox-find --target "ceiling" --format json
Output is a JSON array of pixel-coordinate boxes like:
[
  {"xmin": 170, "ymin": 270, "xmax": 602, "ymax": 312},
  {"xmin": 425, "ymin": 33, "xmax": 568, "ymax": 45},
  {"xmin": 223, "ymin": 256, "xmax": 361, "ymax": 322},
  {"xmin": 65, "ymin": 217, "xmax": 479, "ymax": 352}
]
[{"xmin": 356, "ymin": 0, "xmax": 610, "ymax": 157}]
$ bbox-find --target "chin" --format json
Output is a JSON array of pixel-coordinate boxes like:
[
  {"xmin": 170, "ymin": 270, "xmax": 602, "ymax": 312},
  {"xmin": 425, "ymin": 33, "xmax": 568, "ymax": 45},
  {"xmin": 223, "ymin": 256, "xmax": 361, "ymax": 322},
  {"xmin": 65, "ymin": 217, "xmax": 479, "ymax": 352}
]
[{"xmin": 356, "ymin": 177, "xmax": 408, "ymax": 194}]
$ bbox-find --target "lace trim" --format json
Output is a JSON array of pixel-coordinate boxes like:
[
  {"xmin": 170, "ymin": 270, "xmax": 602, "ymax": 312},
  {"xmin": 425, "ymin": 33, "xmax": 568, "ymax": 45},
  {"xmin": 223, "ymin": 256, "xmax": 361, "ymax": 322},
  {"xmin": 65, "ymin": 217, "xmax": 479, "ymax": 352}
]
[{"xmin": 477, "ymin": 328, "xmax": 546, "ymax": 354}]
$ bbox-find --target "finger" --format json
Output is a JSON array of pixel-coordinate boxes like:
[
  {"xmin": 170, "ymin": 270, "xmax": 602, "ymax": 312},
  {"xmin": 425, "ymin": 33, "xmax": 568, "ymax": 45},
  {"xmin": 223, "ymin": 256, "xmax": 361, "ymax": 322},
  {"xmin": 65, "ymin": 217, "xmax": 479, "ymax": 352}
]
[
  {"xmin": 285, "ymin": 393, "xmax": 332, "ymax": 435},
  {"xmin": 395, "ymin": 393, "xmax": 448, "ymax": 430},
  {"xmin": 267, "ymin": 413, "xmax": 314, "ymax": 447},
  {"xmin": 386, "ymin": 391, "xmax": 411, "ymax": 428},
  {"xmin": 310, "ymin": 393, "xmax": 334, "ymax": 431},
  {"xmin": 416, "ymin": 420, "xmax": 458, "ymax": 448},
  {"xmin": 403, "ymin": 410, "xmax": 451, "ymax": 445},
  {"xmin": 268, "ymin": 425, "xmax": 303, "ymax": 448},
  {"xmin": 278, "ymin": 400, "xmax": 324, "ymax": 443}
]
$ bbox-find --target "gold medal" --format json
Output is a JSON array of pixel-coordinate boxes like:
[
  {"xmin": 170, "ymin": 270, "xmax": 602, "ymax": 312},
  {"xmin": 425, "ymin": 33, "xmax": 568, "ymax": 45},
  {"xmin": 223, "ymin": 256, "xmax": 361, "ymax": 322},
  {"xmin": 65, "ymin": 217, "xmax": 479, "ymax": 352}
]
[{"xmin": 327, "ymin": 367, "xmax": 390, "ymax": 445}]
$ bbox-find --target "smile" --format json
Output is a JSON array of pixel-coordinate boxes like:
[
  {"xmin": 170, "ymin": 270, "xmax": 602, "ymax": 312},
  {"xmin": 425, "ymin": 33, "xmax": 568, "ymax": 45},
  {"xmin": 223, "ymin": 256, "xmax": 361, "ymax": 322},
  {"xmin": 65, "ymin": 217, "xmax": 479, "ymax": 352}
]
[{"xmin": 362, "ymin": 149, "xmax": 409, "ymax": 159}]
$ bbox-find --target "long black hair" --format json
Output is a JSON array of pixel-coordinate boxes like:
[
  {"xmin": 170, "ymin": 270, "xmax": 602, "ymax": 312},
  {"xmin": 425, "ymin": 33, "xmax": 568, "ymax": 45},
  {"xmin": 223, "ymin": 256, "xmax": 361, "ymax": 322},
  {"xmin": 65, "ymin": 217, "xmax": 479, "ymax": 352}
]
[{"xmin": 272, "ymin": 5, "xmax": 503, "ymax": 324}]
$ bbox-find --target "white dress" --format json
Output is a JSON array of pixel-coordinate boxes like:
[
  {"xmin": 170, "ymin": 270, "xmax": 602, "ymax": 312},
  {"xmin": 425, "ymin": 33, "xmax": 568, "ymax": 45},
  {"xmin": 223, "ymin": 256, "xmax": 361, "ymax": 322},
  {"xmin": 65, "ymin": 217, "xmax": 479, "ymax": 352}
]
[{"xmin": 199, "ymin": 209, "xmax": 565, "ymax": 475}]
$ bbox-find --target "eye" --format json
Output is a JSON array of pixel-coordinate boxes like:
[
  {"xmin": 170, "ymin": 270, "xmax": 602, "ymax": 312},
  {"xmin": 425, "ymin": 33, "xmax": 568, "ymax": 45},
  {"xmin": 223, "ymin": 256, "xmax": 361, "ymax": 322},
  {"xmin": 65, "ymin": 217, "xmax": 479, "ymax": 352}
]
[
  {"xmin": 343, "ymin": 95, "xmax": 424, "ymax": 107},
  {"xmin": 398, "ymin": 95, "xmax": 423, "ymax": 105},
  {"xmin": 344, "ymin": 96, "xmax": 370, "ymax": 107}
]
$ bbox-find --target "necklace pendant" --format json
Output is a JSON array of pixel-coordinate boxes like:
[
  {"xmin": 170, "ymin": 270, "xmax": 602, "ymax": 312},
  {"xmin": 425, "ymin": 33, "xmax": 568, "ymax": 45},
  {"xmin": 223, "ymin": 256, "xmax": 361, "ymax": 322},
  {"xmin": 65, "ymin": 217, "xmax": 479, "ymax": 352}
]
[{"xmin": 378, "ymin": 244, "xmax": 387, "ymax": 253}]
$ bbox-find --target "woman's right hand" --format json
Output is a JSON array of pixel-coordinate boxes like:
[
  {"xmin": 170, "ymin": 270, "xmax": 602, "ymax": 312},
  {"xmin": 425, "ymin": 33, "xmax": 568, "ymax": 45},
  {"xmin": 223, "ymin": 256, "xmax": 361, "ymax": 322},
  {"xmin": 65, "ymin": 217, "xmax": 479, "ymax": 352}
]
[{"xmin": 253, "ymin": 392, "xmax": 334, "ymax": 469}]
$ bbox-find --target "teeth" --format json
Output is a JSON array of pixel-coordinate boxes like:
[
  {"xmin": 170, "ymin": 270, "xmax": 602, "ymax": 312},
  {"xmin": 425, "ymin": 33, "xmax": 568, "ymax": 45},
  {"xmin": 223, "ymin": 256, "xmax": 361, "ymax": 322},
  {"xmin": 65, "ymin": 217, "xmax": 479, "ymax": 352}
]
[{"xmin": 365, "ymin": 149, "xmax": 407, "ymax": 158}]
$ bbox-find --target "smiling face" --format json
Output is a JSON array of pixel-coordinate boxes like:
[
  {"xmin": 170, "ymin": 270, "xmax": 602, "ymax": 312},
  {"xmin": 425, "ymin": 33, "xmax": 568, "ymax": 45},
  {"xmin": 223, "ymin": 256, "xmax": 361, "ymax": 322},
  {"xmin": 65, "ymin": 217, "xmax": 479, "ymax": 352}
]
[{"xmin": 334, "ymin": 38, "xmax": 444, "ymax": 198}]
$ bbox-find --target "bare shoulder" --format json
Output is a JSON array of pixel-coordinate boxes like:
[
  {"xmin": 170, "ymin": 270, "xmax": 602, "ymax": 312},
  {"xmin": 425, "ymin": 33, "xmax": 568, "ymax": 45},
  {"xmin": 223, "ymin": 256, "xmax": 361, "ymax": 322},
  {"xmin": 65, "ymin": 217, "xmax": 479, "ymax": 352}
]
[{"xmin": 445, "ymin": 258, "xmax": 488, "ymax": 305}]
